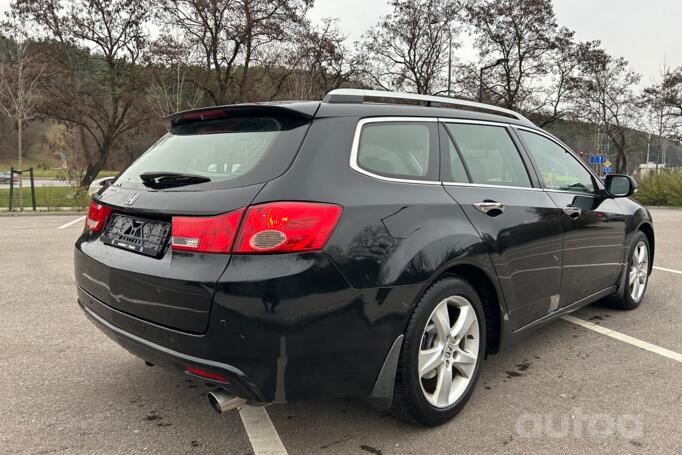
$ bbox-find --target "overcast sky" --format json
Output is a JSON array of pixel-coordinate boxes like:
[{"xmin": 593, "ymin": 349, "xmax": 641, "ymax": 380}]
[
  {"xmin": 309, "ymin": 0, "xmax": 682, "ymax": 86},
  {"xmin": 1, "ymin": 0, "xmax": 679, "ymax": 85}
]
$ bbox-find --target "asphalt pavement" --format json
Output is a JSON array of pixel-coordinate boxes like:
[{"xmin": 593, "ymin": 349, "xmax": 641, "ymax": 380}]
[{"xmin": 0, "ymin": 210, "xmax": 680, "ymax": 454}]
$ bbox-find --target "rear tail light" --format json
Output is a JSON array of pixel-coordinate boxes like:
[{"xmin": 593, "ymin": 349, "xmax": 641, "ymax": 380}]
[
  {"xmin": 86, "ymin": 201, "xmax": 113, "ymax": 232},
  {"xmin": 170, "ymin": 202, "xmax": 342, "ymax": 254},
  {"xmin": 234, "ymin": 202, "xmax": 342, "ymax": 253},
  {"xmin": 171, "ymin": 209, "xmax": 244, "ymax": 253}
]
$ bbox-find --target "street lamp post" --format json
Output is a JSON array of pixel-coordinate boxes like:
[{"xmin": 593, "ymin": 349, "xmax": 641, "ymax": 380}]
[
  {"xmin": 447, "ymin": 30, "xmax": 452, "ymax": 96},
  {"xmin": 478, "ymin": 58, "xmax": 508, "ymax": 102}
]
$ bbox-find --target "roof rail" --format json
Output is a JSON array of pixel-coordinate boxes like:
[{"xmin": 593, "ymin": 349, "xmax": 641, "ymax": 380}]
[{"xmin": 323, "ymin": 89, "xmax": 533, "ymax": 125}]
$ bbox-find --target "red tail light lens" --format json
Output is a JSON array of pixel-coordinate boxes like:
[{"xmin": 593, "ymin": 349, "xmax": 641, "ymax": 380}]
[
  {"xmin": 234, "ymin": 202, "xmax": 342, "ymax": 253},
  {"xmin": 185, "ymin": 366, "xmax": 228, "ymax": 383},
  {"xmin": 170, "ymin": 202, "xmax": 341, "ymax": 254},
  {"xmin": 86, "ymin": 201, "xmax": 113, "ymax": 232},
  {"xmin": 171, "ymin": 209, "xmax": 244, "ymax": 253},
  {"xmin": 180, "ymin": 109, "xmax": 226, "ymax": 122}
]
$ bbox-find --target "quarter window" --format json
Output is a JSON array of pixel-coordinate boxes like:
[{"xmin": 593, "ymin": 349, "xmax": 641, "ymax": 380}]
[
  {"xmin": 357, "ymin": 121, "xmax": 437, "ymax": 180},
  {"xmin": 445, "ymin": 123, "xmax": 532, "ymax": 188},
  {"xmin": 519, "ymin": 130, "xmax": 596, "ymax": 193}
]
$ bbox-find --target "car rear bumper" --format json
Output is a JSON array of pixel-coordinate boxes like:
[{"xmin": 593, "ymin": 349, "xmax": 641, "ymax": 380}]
[
  {"xmin": 75, "ymin": 245, "xmax": 423, "ymax": 404},
  {"xmin": 78, "ymin": 285, "xmax": 267, "ymax": 402}
]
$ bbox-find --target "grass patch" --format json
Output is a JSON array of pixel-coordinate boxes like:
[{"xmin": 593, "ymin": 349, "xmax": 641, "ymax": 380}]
[
  {"xmin": 0, "ymin": 186, "xmax": 89, "ymax": 210},
  {"xmin": 635, "ymin": 169, "xmax": 682, "ymax": 206}
]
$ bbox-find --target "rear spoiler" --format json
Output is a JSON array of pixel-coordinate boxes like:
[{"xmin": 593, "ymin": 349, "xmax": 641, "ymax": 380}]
[{"xmin": 163, "ymin": 102, "xmax": 320, "ymax": 131}]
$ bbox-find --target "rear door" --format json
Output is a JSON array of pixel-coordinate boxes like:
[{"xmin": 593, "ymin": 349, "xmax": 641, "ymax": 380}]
[
  {"xmin": 515, "ymin": 127, "xmax": 626, "ymax": 306},
  {"xmin": 440, "ymin": 120, "xmax": 566, "ymax": 330},
  {"xmin": 76, "ymin": 108, "xmax": 312, "ymax": 333}
]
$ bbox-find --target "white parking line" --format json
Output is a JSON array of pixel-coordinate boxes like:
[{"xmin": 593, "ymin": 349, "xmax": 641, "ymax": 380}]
[
  {"xmin": 57, "ymin": 216, "xmax": 85, "ymax": 230},
  {"xmin": 653, "ymin": 265, "xmax": 682, "ymax": 275},
  {"xmin": 561, "ymin": 315, "xmax": 682, "ymax": 363},
  {"xmin": 239, "ymin": 406, "xmax": 288, "ymax": 455}
]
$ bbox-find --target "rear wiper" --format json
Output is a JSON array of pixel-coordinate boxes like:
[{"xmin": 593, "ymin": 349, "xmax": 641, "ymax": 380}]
[{"xmin": 139, "ymin": 172, "xmax": 211, "ymax": 188}]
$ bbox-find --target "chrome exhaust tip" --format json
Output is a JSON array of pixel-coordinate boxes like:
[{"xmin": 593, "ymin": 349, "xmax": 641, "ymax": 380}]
[{"xmin": 208, "ymin": 389, "xmax": 247, "ymax": 413}]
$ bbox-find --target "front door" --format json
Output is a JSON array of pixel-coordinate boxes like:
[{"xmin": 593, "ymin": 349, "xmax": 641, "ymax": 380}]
[
  {"xmin": 440, "ymin": 121, "xmax": 566, "ymax": 330},
  {"xmin": 515, "ymin": 128, "xmax": 626, "ymax": 307}
]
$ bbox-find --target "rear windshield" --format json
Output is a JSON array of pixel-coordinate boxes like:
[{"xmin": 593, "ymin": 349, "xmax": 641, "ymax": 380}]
[{"xmin": 116, "ymin": 114, "xmax": 310, "ymax": 190}]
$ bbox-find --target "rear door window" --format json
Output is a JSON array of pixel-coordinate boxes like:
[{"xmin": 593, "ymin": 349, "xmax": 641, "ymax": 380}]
[
  {"xmin": 356, "ymin": 121, "xmax": 439, "ymax": 181},
  {"xmin": 116, "ymin": 114, "xmax": 310, "ymax": 190},
  {"xmin": 444, "ymin": 123, "xmax": 532, "ymax": 188}
]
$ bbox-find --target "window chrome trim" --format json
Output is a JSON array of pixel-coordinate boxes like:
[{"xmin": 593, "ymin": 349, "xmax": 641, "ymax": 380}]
[
  {"xmin": 349, "ymin": 117, "xmax": 441, "ymax": 185},
  {"xmin": 348, "ymin": 117, "xmax": 588, "ymax": 192},
  {"xmin": 543, "ymin": 188, "xmax": 600, "ymax": 197},
  {"xmin": 442, "ymin": 181, "xmax": 544, "ymax": 191},
  {"xmin": 437, "ymin": 117, "xmax": 513, "ymax": 127},
  {"xmin": 511, "ymin": 125, "xmax": 606, "ymax": 191}
]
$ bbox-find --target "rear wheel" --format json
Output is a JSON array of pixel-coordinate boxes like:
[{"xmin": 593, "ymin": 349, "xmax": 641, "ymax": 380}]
[
  {"xmin": 607, "ymin": 231, "xmax": 650, "ymax": 310},
  {"xmin": 392, "ymin": 276, "xmax": 486, "ymax": 426}
]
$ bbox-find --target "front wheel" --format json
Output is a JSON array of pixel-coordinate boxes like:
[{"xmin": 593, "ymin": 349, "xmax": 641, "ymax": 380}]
[
  {"xmin": 391, "ymin": 276, "xmax": 486, "ymax": 426},
  {"xmin": 607, "ymin": 231, "xmax": 651, "ymax": 310}
]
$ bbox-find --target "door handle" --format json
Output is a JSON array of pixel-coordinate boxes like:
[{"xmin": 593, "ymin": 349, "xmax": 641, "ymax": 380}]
[
  {"xmin": 473, "ymin": 201, "xmax": 505, "ymax": 216},
  {"xmin": 563, "ymin": 206, "xmax": 582, "ymax": 219}
]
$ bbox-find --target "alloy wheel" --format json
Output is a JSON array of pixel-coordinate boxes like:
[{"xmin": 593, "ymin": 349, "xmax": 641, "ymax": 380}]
[
  {"xmin": 629, "ymin": 240, "xmax": 649, "ymax": 302},
  {"xmin": 418, "ymin": 296, "xmax": 480, "ymax": 408}
]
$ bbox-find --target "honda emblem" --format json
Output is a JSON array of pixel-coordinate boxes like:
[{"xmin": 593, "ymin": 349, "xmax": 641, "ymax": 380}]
[{"xmin": 124, "ymin": 193, "xmax": 140, "ymax": 206}]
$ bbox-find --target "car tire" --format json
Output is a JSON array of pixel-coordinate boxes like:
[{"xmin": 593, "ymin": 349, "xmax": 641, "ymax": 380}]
[
  {"xmin": 391, "ymin": 276, "xmax": 486, "ymax": 426},
  {"xmin": 606, "ymin": 231, "xmax": 651, "ymax": 310}
]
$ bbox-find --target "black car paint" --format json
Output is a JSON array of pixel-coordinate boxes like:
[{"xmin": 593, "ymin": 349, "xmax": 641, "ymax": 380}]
[{"xmin": 75, "ymin": 100, "xmax": 654, "ymax": 407}]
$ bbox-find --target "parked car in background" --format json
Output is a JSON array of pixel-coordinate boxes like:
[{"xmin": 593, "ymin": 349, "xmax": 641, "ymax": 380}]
[
  {"xmin": 74, "ymin": 89, "xmax": 654, "ymax": 426},
  {"xmin": 88, "ymin": 176, "xmax": 116, "ymax": 197},
  {"xmin": 0, "ymin": 171, "xmax": 20, "ymax": 184}
]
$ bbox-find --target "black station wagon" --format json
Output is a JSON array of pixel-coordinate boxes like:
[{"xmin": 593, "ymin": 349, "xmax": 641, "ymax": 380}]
[{"xmin": 75, "ymin": 89, "xmax": 654, "ymax": 426}]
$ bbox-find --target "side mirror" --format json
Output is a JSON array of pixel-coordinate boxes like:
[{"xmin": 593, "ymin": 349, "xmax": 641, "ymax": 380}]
[
  {"xmin": 88, "ymin": 177, "xmax": 116, "ymax": 197},
  {"xmin": 604, "ymin": 174, "xmax": 637, "ymax": 198}
]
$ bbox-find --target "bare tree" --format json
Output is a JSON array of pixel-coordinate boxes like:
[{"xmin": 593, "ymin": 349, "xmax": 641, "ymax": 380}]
[
  {"xmin": 0, "ymin": 16, "xmax": 44, "ymax": 210},
  {"xmin": 575, "ymin": 49, "xmax": 641, "ymax": 173},
  {"xmin": 154, "ymin": 0, "xmax": 235, "ymax": 106},
  {"xmin": 236, "ymin": 0, "xmax": 312, "ymax": 102},
  {"xmin": 284, "ymin": 18, "xmax": 359, "ymax": 100},
  {"xmin": 667, "ymin": 76, "xmax": 682, "ymax": 121},
  {"xmin": 533, "ymin": 30, "xmax": 600, "ymax": 127},
  {"xmin": 466, "ymin": 0, "xmax": 558, "ymax": 110},
  {"xmin": 359, "ymin": 0, "xmax": 463, "ymax": 95},
  {"xmin": 643, "ymin": 64, "xmax": 682, "ymax": 136},
  {"xmin": 641, "ymin": 62, "xmax": 682, "ymax": 167},
  {"xmin": 652, "ymin": 67, "xmax": 682, "ymax": 126},
  {"xmin": 13, "ymin": 0, "xmax": 152, "ymax": 187},
  {"xmin": 146, "ymin": 35, "xmax": 203, "ymax": 117},
  {"xmin": 157, "ymin": 0, "xmax": 311, "ymax": 106}
]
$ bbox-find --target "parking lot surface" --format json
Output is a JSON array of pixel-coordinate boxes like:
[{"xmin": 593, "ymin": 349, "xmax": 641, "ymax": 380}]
[{"xmin": 1, "ymin": 209, "xmax": 681, "ymax": 454}]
